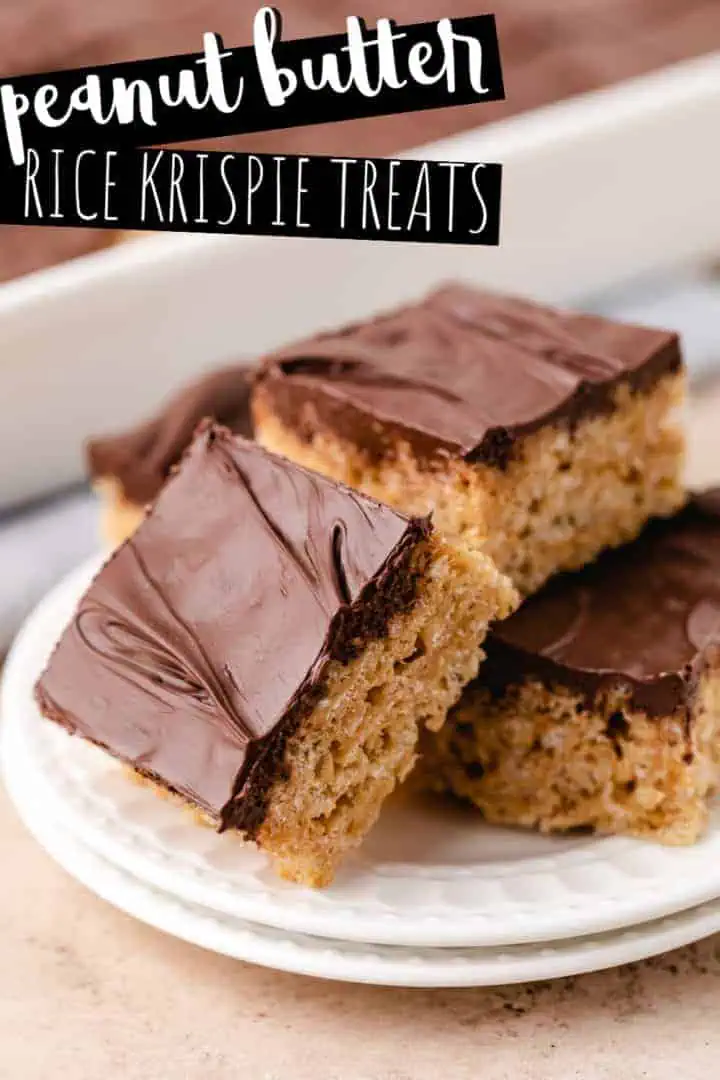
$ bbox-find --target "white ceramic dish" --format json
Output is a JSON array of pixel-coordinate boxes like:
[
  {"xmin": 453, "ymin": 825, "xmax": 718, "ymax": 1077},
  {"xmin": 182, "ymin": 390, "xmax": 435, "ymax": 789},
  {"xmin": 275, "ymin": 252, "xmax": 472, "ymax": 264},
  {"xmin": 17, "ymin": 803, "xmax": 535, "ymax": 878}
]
[
  {"xmin": 0, "ymin": 52, "xmax": 718, "ymax": 510},
  {"xmin": 5, "ymin": 718, "xmax": 720, "ymax": 988},
  {"xmin": 5, "ymin": 556, "xmax": 720, "ymax": 951}
]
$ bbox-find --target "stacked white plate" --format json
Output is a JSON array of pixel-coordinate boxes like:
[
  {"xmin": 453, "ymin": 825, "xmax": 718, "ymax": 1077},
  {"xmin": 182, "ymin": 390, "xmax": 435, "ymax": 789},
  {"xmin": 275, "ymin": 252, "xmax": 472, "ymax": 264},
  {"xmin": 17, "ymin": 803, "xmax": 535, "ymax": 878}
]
[{"xmin": 3, "ymin": 558, "xmax": 720, "ymax": 988}]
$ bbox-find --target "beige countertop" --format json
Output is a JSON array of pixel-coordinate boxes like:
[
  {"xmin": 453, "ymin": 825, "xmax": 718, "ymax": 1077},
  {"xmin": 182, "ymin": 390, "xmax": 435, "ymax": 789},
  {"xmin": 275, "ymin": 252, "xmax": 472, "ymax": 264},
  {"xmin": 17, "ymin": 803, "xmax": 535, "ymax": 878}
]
[{"xmin": 2, "ymin": 389, "xmax": 720, "ymax": 1080}]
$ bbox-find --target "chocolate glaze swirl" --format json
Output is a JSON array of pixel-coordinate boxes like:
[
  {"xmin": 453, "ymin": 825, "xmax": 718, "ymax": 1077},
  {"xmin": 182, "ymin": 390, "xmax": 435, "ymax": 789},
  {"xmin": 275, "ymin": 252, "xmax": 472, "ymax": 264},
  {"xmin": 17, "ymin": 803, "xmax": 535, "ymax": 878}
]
[
  {"xmin": 482, "ymin": 492, "xmax": 720, "ymax": 715},
  {"xmin": 38, "ymin": 426, "xmax": 430, "ymax": 832},
  {"xmin": 87, "ymin": 365, "xmax": 255, "ymax": 505},
  {"xmin": 255, "ymin": 284, "xmax": 682, "ymax": 467}
]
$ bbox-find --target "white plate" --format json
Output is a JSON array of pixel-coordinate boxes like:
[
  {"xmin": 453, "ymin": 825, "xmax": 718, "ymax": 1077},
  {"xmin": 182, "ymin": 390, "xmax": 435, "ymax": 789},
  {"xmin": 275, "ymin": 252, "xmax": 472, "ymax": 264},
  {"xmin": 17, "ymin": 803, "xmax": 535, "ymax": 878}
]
[
  {"xmin": 7, "ymin": 559, "xmax": 720, "ymax": 950},
  {"xmin": 5, "ymin": 725, "xmax": 720, "ymax": 988}
]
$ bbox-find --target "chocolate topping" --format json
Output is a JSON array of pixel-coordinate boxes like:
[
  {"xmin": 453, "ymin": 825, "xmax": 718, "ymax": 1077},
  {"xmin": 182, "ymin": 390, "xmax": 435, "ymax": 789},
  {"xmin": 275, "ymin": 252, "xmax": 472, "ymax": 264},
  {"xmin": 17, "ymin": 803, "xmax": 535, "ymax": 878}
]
[
  {"xmin": 87, "ymin": 365, "xmax": 255, "ymax": 505},
  {"xmin": 256, "ymin": 284, "xmax": 681, "ymax": 467},
  {"xmin": 482, "ymin": 493, "xmax": 720, "ymax": 715},
  {"xmin": 38, "ymin": 426, "xmax": 430, "ymax": 833}
]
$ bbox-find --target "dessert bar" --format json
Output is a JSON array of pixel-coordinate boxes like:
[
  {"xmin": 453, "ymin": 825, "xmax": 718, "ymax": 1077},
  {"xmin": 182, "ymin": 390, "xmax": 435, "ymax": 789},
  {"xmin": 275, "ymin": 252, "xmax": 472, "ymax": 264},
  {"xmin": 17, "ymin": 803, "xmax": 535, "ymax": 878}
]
[
  {"xmin": 423, "ymin": 492, "xmax": 720, "ymax": 844},
  {"xmin": 253, "ymin": 284, "xmax": 685, "ymax": 594},
  {"xmin": 38, "ymin": 425, "xmax": 515, "ymax": 886},
  {"xmin": 87, "ymin": 364, "xmax": 254, "ymax": 545}
]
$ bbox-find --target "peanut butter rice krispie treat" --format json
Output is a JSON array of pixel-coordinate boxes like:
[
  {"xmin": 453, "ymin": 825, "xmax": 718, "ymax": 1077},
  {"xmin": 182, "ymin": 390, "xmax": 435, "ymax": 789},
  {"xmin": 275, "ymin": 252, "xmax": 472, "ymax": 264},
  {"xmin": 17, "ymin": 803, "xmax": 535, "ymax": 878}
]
[
  {"xmin": 252, "ymin": 284, "xmax": 685, "ymax": 595},
  {"xmin": 423, "ymin": 491, "xmax": 720, "ymax": 845},
  {"xmin": 36, "ymin": 425, "xmax": 515, "ymax": 887},
  {"xmin": 87, "ymin": 364, "xmax": 254, "ymax": 546}
]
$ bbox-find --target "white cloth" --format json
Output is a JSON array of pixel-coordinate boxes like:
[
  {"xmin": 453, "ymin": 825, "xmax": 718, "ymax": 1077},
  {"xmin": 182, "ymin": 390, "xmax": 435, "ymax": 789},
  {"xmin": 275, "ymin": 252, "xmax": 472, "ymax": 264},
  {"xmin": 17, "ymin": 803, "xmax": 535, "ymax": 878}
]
[{"xmin": 0, "ymin": 489, "xmax": 99, "ymax": 654}]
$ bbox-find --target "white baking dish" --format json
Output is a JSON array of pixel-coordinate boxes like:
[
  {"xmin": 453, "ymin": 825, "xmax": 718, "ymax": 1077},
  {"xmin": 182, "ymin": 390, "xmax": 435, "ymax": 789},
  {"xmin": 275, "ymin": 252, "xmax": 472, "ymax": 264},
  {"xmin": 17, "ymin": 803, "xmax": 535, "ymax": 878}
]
[{"xmin": 0, "ymin": 51, "xmax": 718, "ymax": 510}]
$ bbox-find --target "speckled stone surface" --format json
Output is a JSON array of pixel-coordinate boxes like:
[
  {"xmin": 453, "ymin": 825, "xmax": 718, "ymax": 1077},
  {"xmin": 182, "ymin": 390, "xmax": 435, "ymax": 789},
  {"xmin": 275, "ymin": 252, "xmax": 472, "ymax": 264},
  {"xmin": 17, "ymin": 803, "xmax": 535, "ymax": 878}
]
[{"xmin": 1, "ymin": 391, "xmax": 720, "ymax": 1080}]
